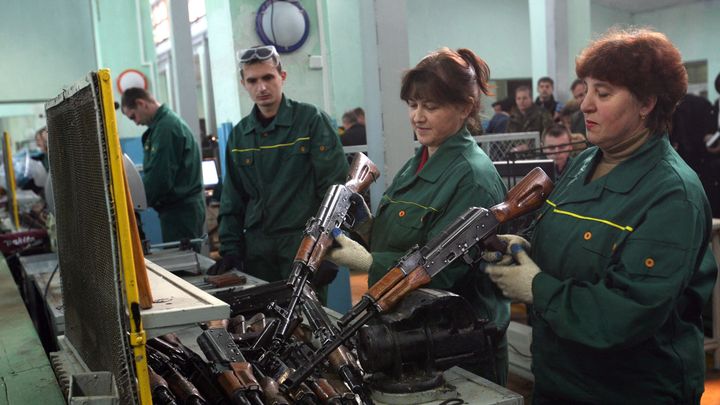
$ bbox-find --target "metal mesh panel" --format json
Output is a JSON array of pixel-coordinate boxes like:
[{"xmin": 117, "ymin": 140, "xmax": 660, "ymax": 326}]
[
  {"xmin": 476, "ymin": 132, "xmax": 541, "ymax": 161},
  {"xmin": 45, "ymin": 73, "xmax": 138, "ymax": 405}
]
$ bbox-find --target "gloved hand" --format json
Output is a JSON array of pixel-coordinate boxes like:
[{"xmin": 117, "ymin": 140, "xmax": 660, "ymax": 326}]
[
  {"xmin": 485, "ymin": 244, "xmax": 540, "ymax": 304},
  {"xmin": 481, "ymin": 234, "xmax": 531, "ymax": 264},
  {"xmin": 311, "ymin": 261, "xmax": 339, "ymax": 289},
  {"xmin": 207, "ymin": 253, "xmax": 244, "ymax": 275},
  {"xmin": 349, "ymin": 193, "xmax": 373, "ymax": 244},
  {"xmin": 326, "ymin": 228, "xmax": 372, "ymax": 272}
]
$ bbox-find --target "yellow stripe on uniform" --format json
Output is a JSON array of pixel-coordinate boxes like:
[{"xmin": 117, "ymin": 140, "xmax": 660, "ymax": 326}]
[
  {"xmin": 382, "ymin": 195, "xmax": 439, "ymax": 212},
  {"xmin": 231, "ymin": 136, "xmax": 311, "ymax": 153},
  {"xmin": 546, "ymin": 200, "xmax": 634, "ymax": 232}
]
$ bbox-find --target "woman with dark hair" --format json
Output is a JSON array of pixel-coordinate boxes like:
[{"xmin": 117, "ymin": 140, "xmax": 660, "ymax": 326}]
[
  {"xmin": 327, "ymin": 47, "xmax": 509, "ymax": 383},
  {"xmin": 485, "ymin": 28, "xmax": 715, "ymax": 403}
]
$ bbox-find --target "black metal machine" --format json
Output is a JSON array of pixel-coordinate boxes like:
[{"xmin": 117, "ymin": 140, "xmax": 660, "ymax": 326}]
[{"xmin": 356, "ymin": 289, "xmax": 495, "ymax": 394}]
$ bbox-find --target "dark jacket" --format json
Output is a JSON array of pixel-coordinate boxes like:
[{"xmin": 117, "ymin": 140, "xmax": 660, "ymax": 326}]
[
  {"xmin": 341, "ymin": 124, "xmax": 366, "ymax": 146},
  {"xmin": 507, "ymin": 105, "xmax": 553, "ymax": 134}
]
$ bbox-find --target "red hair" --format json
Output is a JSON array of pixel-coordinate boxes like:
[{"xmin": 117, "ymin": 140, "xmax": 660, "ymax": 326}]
[{"xmin": 576, "ymin": 28, "xmax": 687, "ymax": 134}]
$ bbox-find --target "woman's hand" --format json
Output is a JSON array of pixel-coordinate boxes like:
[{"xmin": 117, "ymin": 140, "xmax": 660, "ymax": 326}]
[
  {"xmin": 485, "ymin": 243, "xmax": 540, "ymax": 304},
  {"xmin": 481, "ymin": 234, "xmax": 531, "ymax": 263},
  {"xmin": 326, "ymin": 228, "xmax": 372, "ymax": 272}
]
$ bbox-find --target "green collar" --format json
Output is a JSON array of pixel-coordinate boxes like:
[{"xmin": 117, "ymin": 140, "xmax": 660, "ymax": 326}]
[
  {"xmin": 147, "ymin": 104, "xmax": 169, "ymax": 130},
  {"xmin": 395, "ymin": 127, "xmax": 474, "ymax": 189},
  {"xmin": 602, "ymin": 134, "xmax": 668, "ymax": 193},
  {"xmin": 571, "ymin": 134, "xmax": 667, "ymax": 194},
  {"xmin": 241, "ymin": 95, "xmax": 293, "ymax": 135}
]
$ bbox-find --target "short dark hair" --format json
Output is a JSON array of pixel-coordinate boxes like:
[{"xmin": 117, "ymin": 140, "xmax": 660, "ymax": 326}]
[
  {"xmin": 542, "ymin": 124, "xmax": 572, "ymax": 144},
  {"xmin": 492, "ymin": 97, "xmax": 513, "ymax": 113},
  {"xmin": 538, "ymin": 77, "xmax": 554, "ymax": 87},
  {"xmin": 353, "ymin": 107, "xmax": 365, "ymax": 118},
  {"xmin": 570, "ymin": 78, "xmax": 584, "ymax": 91},
  {"xmin": 121, "ymin": 87, "xmax": 154, "ymax": 109},
  {"xmin": 400, "ymin": 47, "xmax": 491, "ymax": 134},
  {"xmin": 576, "ymin": 27, "xmax": 687, "ymax": 134},
  {"xmin": 342, "ymin": 110, "xmax": 358, "ymax": 125},
  {"xmin": 515, "ymin": 85, "xmax": 531, "ymax": 96}
]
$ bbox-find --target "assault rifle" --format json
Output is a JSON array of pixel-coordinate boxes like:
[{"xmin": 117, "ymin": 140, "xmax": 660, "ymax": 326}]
[
  {"xmin": 197, "ymin": 324, "xmax": 264, "ymax": 405},
  {"xmin": 270, "ymin": 152, "xmax": 379, "ymax": 345},
  {"xmin": 299, "ymin": 284, "xmax": 371, "ymax": 403},
  {"xmin": 283, "ymin": 167, "xmax": 554, "ymax": 391}
]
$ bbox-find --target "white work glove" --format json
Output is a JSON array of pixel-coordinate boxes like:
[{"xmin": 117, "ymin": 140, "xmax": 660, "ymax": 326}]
[
  {"xmin": 326, "ymin": 228, "xmax": 372, "ymax": 273},
  {"xmin": 481, "ymin": 234, "xmax": 531, "ymax": 264},
  {"xmin": 485, "ymin": 243, "xmax": 540, "ymax": 304}
]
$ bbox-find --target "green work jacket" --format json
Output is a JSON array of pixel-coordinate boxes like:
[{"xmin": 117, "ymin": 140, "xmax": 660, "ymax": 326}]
[
  {"xmin": 369, "ymin": 127, "xmax": 509, "ymax": 328},
  {"xmin": 530, "ymin": 135, "xmax": 715, "ymax": 403},
  {"xmin": 142, "ymin": 104, "xmax": 204, "ymax": 240},
  {"xmin": 218, "ymin": 96, "xmax": 349, "ymax": 257},
  {"xmin": 507, "ymin": 104, "xmax": 553, "ymax": 134}
]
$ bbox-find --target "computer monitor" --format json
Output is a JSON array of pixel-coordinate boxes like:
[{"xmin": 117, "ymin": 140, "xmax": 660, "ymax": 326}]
[{"xmin": 202, "ymin": 159, "xmax": 219, "ymax": 188}]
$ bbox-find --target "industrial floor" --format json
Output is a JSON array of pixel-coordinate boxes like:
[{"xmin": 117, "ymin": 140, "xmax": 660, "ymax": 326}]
[
  {"xmin": 349, "ymin": 271, "xmax": 720, "ymax": 404},
  {"xmin": 0, "ymin": 258, "xmax": 64, "ymax": 404}
]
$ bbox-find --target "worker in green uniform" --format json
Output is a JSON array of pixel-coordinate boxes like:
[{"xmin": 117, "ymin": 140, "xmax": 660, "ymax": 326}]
[
  {"xmin": 485, "ymin": 28, "xmax": 716, "ymax": 403},
  {"xmin": 326, "ymin": 47, "xmax": 510, "ymax": 385},
  {"xmin": 121, "ymin": 88, "xmax": 205, "ymax": 243},
  {"xmin": 209, "ymin": 45, "xmax": 348, "ymax": 286}
]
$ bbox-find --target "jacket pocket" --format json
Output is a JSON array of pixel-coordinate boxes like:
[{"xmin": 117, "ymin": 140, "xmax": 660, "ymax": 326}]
[
  {"xmin": 233, "ymin": 150, "xmax": 255, "ymax": 167},
  {"xmin": 579, "ymin": 222, "xmax": 622, "ymax": 259},
  {"xmin": 619, "ymin": 238, "xmax": 685, "ymax": 278},
  {"xmin": 283, "ymin": 138, "xmax": 311, "ymax": 160}
]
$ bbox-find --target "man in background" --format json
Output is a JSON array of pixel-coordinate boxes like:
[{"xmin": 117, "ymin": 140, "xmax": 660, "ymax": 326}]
[
  {"xmin": 340, "ymin": 109, "xmax": 366, "ymax": 146},
  {"xmin": 535, "ymin": 76, "xmax": 562, "ymax": 119},
  {"xmin": 353, "ymin": 107, "xmax": 365, "ymax": 126},
  {"xmin": 121, "ymin": 88, "xmax": 205, "ymax": 242},
  {"xmin": 569, "ymin": 78, "xmax": 587, "ymax": 135},
  {"xmin": 508, "ymin": 85, "xmax": 553, "ymax": 134},
  {"xmin": 541, "ymin": 125, "xmax": 574, "ymax": 178},
  {"xmin": 486, "ymin": 98, "xmax": 513, "ymax": 134},
  {"xmin": 211, "ymin": 45, "xmax": 348, "ymax": 289}
]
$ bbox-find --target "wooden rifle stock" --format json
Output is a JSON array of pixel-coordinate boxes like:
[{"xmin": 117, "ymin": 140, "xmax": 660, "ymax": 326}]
[
  {"xmin": 490, "ymin": 167, "xmax": 554, "ymax": 222},
  {"xmin": 345, "ymin": 152, "xmax": 380, "ymax": 194},
  {"xmin": 369, "ymin": 166, "xmax": 553, "ymax": 312}
]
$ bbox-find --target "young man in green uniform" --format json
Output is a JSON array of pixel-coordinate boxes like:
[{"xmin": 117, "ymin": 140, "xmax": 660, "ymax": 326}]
[
  {"xmin": 121, "ymin": 88, "xmax": 205, "ymax": 243},
  {"xmin": 210, "ymin": 46, "xmax": 348, "ymax": 284}
]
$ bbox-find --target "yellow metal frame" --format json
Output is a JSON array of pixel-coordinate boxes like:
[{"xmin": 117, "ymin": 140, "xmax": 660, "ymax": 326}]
[
  {"xmin": 2, "ymin": 131, "xmax": 20, "ymax": 229},
  {"xmin": 96, "ymin": 69, "xmax": 152, "ymax": 405}
]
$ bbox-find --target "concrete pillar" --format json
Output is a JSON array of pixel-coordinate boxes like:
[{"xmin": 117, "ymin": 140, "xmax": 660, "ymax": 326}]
[
  {"xmin": 168, "ymin": 0, "xmax": 201, "ymax": 144},
  {"xmin": 359, "ymin": 0, "xmax": 412, "ymax": 210}
]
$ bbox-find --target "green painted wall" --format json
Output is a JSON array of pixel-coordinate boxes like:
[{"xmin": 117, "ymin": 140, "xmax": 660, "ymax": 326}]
[
  {"xmin": 590, "ymin": 2, "xmax": 632, "ymax": 36},
  {"xmin": 0, "ymin": 0, "xmax": 96, "ymax": 102},
  {"xmin": 323, "ymin": 0, "xmax": 364, "ymax": 121},
  {"xmin": 406, "ymin": 0, "xmax": 532, "ymax": 80},
  {"xmin": 634, "ymin": 1, "xmax": 720, "ymax": 101},
  {"xmin": 93, "ymin": 0, "xmax": 157, "ymax": 138},
  {"xmin": 206, "ymin": 0, "xmax": 244, "ymax": 126},
  {"xmin": 0, "ymin": 0, "xmax": 155, "ymax": 144},
  {"xmin": 567, "ymin": 0, "xmax": 592, "ymax": 80}
]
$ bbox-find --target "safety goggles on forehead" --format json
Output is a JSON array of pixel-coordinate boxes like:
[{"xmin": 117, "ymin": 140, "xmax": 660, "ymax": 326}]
[{"xmin": 237, "ymin": 45, "xmax": 278, "ymax": 63}]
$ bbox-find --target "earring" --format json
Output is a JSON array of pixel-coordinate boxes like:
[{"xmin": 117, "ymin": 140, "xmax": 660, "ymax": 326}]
[{"xmin": 640, "ymin": 112, "xmax": 647, "ymax": 120}]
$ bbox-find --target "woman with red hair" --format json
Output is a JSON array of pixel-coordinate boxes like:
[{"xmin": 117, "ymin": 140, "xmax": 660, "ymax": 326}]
[{"xmin": 486, "ymin": 28, "xmax": 715, "ymax": 403}]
